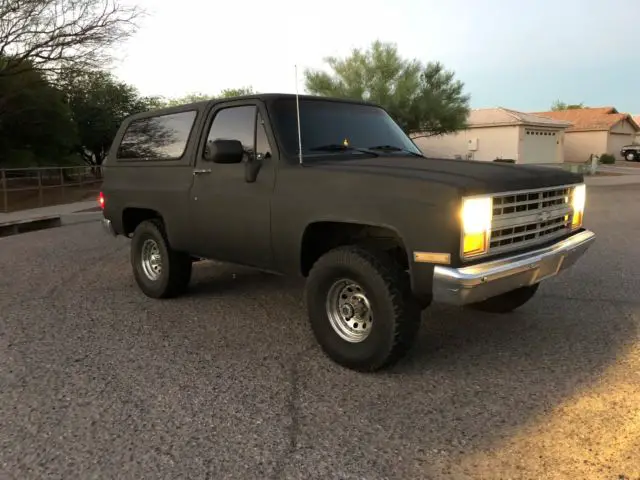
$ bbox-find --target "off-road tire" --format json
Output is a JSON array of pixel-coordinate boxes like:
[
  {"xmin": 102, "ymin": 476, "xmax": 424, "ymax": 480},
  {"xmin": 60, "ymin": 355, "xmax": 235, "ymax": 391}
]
[
  {"xmin": 305, "ymin": 245, "xmax": 421, "ymax": 372},
  {"xmin": 466, "ymin": 283, "xmax": 540, "ymax": 314},
  {"xmin": 131, "ymin": 219, "xmax": 192, "ymax": 299}
]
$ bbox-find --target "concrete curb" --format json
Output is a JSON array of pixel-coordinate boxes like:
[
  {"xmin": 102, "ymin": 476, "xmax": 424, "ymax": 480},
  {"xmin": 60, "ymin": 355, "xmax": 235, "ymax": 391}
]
[
  {"xmin": 0, "ymin": 215, "xmax": 62, "ymax": 237},
  {"xmin": 61, "ymin": 211, "xmax": 103, "ymax": 226},
  {"xmin": 0, "ymin": 211, "xmax": 103, "ymax": 238},
  {"xmin": 586, "ymin": 175, "xmax": 640, "ymax": 186}
]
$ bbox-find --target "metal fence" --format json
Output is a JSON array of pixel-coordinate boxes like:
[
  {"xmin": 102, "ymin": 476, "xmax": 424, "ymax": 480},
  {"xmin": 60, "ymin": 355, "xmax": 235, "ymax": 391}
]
[{"xmin": 0, "ymin": 166, "xmax": 103, "ymax": 213}]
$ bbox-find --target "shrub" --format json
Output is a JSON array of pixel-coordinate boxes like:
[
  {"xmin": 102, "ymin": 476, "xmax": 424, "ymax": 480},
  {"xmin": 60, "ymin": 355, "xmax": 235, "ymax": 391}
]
[{"xmin": 599, "ymin": 153, "xmax": 615, "ymax": 164}]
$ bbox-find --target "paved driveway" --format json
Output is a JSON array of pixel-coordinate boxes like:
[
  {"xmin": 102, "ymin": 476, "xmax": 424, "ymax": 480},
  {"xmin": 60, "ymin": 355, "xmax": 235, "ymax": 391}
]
[
  {"xmin": 599, "ymin": 161, "xmax": 640, "ymax": 174},
  {"xmin": 1, "ymin": 185, "xmax": 638, "ymax": 480}
]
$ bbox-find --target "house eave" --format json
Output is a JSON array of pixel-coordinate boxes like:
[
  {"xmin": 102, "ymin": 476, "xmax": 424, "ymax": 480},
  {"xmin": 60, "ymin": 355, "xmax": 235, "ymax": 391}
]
[{"xmin": 468, "ymin": 121, "xmax": 570, "ymax": 129}]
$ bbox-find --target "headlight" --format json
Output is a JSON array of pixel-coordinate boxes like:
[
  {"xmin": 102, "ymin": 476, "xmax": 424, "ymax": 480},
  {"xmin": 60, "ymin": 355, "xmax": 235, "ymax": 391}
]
[
  {"xmin": 571, "ymin": 183, "xmax": 586, "ymax": 229},
  {"xmin": 461, "ymin": 196, "xmax": 493, "ymax": 258}
]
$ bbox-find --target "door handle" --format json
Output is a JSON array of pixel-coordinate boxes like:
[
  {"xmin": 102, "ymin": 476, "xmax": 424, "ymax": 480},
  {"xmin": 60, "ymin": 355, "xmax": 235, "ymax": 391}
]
[{"xmin": 193, "ymin": 169, "xmax": 212, "ymax": 175}]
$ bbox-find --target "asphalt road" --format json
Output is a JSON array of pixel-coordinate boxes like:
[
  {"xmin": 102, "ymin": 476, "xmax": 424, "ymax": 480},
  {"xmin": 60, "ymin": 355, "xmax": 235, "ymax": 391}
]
[{"xmin": 1, "ymin": 185, "xmax": 638, "ymax": 480}]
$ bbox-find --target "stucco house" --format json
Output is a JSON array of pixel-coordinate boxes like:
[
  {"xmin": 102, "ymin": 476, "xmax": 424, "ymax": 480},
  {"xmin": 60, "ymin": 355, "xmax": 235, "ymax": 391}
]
[
  {"xmin": 533, "ymin": 107, "xmax": 640, "ymax": 163},
  {"xmin": 411, "ymin": 107, "xmax": 572, "ymax": 164}
]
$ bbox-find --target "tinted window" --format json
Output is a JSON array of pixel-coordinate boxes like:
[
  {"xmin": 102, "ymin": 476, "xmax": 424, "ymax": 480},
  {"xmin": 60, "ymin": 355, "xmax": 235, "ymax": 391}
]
[
  {"xmin": 117, "ymin": 111, "xmax": 197, "ymax": 160},
  {"xmin": 206, "ymin": 106, "xmax": 256, "ymax": 156},
  {"xmin": 255, "ymin": 112, "xmax": 272, "ymax": 159},
  {"xmin": 270, "ymin": 99, "xmax": 421, "ymax": 158}
]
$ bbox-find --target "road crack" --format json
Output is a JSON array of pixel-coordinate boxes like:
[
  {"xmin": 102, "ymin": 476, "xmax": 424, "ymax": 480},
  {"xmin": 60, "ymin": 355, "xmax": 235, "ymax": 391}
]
[{"xmin": 270, "ymin": 345, "xmax": 314, "ymax": 480}]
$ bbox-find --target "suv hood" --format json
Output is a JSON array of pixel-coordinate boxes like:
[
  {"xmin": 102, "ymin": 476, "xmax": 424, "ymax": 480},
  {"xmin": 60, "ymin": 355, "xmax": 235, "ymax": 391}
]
[{"xmin": 308, "ymin": 156, "xmax": 583, "ymax": 195}]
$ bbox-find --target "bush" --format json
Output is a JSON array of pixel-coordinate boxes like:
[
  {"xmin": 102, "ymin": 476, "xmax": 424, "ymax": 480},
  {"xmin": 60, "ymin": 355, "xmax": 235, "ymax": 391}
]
[{"xmin": 599, "ymin": 153, "xmax": 616, "ymax": 164}]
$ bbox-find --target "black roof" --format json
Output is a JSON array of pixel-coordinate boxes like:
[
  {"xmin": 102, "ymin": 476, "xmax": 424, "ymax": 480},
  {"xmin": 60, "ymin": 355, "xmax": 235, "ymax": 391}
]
[{"xmin": 142, "ymin": 93, "xmax": 380, "ymax": 117}]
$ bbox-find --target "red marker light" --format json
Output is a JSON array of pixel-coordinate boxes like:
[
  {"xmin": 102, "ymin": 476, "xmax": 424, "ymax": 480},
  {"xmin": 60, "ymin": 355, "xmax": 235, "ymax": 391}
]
[{"xmin": 98, "ymin": 191, "xmax": 105, "ymax": 209}]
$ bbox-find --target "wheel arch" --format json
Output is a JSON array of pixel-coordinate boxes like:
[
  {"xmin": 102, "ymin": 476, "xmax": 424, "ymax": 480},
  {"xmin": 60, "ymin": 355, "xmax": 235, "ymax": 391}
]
[
  {"xmin": 299, "ymin": 220, "xmax": 411, "ymax": 277},
  {"xmin": 122, "ymin": 206, "xmax": 164, "ymax": 237}
]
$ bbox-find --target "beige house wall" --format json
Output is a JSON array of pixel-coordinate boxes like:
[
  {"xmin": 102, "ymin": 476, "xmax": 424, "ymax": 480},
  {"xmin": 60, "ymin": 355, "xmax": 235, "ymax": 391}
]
[
  {"xmin": 563, "ymin": 131, "xmax": 608, "ymax": 163},
  {"xmin": 610, "ymin": 119, "xmax": 636, "ymax": 135},
  {"xmin": 412, "ymin": 125, "xmax": 520, "ymax": 162},
  {"xmin": 555, "ymin": 130, "xmax": 566, "ymax": 163}
]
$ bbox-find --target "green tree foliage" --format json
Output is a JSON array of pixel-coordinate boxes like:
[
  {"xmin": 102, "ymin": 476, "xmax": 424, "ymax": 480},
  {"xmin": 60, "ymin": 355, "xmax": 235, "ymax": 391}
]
[
  {"xmin": 551, "ymin": 100, "xmax": 585, "ymax": 111},
  {"xmin": 161, "ymin": 86, "xmax": 257, "ymax": 107},
  {"xmin": 304, "ymin": 40, "xmax": 470, "ymax": 137},
  {"xmin": 162, "ymin": 92, "xmax": 215, "ymax": 107},
  {"xmin": 61, "ymin": 70, "xmax": 159, "ymax": 165},
  {"xmin": 0, "ymin": 61, "xmax": 78, "ymax": 167},
  {"xmin": 219, "ymin": 87, "xmax": 256, "ymax": 98},
  {"xmin": 0, "ymin": 0, "xmax": 144, "ymax": 167}
]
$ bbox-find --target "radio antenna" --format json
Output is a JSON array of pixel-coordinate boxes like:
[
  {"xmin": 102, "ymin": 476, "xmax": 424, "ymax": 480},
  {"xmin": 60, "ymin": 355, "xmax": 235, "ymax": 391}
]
[{"xmin": 295, "ymin": 64, "xmax": 303, "ymax": 165}]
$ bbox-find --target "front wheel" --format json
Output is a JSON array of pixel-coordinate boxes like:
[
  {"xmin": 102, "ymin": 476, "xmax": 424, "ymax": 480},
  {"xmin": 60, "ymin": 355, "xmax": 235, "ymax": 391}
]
[
  {"xmin": 466, "ymin": 283, "xmax": 540, "ymax": 314},
  {"xmin": 626, "ymin": 152, "xmax": 637, "ymax": 162},
  {"xmin": 304, "ymin": 245, "xmax": 421, "ymax": 372},
  {"xmin": 131, "ymin": 219, "xmax": 192, "ymax": 299}
]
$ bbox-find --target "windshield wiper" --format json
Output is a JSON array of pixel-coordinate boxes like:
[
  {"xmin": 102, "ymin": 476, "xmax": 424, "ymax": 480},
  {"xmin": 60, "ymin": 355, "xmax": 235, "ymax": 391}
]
[
  {"xmin": 366, "ymin": 145, "xmax": 426, "ymax": 158},
  {"xmin": 309, "ymin": 144, "xmax": 379, "ymax": 156}
]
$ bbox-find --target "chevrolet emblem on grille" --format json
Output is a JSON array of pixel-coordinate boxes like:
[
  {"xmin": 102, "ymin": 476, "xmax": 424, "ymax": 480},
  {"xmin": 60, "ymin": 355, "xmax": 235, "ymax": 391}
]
[{"xmin": 538, "ymin": 211, "xmax": 551, "ymax": 222}]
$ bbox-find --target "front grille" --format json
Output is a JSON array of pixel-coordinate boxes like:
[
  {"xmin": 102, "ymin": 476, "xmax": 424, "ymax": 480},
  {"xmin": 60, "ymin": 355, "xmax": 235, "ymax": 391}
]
[{"xmin": 489, "ymin": 186, "xmax": 574, "ymax": 255}]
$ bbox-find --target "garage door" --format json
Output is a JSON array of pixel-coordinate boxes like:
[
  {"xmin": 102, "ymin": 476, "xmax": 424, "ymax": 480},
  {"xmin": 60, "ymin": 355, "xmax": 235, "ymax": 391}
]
[
  {"xmin": 521, "ymin": 128, "xmax": 559, "ymax": 164},
  {"xmin": 608, "ymin": 133, "xmax": 635, "ymax": 160}
]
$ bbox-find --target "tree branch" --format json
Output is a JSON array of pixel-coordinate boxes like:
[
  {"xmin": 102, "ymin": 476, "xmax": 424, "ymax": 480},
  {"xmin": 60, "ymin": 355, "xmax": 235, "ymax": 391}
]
[{"xmin": 0, "ymin": 0, "xmax": 144, "ymax": 80}]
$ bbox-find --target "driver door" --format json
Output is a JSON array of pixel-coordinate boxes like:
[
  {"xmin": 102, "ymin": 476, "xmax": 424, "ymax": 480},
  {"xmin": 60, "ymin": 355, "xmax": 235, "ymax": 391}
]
[{"xmin": 188, "ymin": 101, "xmax": 275, "ymax": 269}]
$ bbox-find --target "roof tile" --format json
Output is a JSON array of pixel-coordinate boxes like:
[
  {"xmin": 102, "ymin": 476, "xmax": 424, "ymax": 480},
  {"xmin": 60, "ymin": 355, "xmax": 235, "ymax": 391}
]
[
  {"xmin": 533, "ymin": 107, "xmax": 640, "ymax": 132},
  {"xmin": 468, "ymin": 107, "xmax": 571, "ymax": 128}
]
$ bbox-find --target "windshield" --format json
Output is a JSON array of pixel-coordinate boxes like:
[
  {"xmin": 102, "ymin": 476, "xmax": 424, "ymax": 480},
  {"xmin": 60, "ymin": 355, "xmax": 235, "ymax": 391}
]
[{"xmin": 269, "ymin": 98, "xmax": 422, "ymax": 158}]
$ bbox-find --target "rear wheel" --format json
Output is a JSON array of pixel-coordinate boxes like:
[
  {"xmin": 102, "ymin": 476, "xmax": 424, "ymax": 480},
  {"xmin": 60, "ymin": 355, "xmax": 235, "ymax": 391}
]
[
  {"xmin": 626, "ymin": 152, "xmax": 637, "ymax": 162},
  {"xmin": 466, "ymin": 283, "xmax": 540, "ymax": 314},
  {"xmin": 131, "ymin": 219, "xmax": 192, "ymax": 299},
  {"xmin": 305, "ymin": 245, "xmax": 421, "ymax": 372}
]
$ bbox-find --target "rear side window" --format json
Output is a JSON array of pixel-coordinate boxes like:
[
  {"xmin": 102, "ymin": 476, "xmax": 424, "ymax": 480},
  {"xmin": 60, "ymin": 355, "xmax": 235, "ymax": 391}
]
[{"xmin": 117, "ymin": 110, "xmax": 197, "ymax": 160}]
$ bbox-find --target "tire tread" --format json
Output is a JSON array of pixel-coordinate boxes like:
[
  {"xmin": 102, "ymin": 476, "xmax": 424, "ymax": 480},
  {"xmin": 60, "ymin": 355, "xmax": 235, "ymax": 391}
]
[
  {"xmin": 132, "ymin": 219, "xmax": 192, "ymax": 299},
  {"xmin": 306, "ymin": 245, "xmax": 420, "ymax": 371}
]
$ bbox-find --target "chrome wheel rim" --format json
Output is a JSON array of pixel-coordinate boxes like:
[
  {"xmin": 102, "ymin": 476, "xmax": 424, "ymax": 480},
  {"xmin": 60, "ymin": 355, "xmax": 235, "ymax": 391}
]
[
  {"xmin": 326, "ymin": 279, "xmax": 373, "ymax": 343},
  {"xmin": 141, "ymin": 239, "xmax": 162, "ymax": 281}
]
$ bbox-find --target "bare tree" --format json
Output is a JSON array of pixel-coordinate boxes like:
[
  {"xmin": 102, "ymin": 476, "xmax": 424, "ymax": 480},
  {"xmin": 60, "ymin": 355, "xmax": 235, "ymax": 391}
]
[{"xmin": 0, "ymin": 0, "xmax": 144, "ymax": 78}]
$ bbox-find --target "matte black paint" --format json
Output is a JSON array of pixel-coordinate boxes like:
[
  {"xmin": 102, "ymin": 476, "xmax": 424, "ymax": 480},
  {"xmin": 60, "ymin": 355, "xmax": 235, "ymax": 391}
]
[{"xmin": 101, "ymin": 94, "xmax": 584, "ymax": 304}]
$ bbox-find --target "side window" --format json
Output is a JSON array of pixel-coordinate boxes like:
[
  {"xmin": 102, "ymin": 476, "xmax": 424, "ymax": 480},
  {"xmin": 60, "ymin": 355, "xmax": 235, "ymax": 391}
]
[
  {"xmin": 255, "ymin": 112, "xmax": 272, "ymax": 160},
  {"xmin": 205, "ymin": 105, "xmax": 256, "ymax": 158},
  {"xmin": 117, "ymin": 111, "xmax": 197, "ymax": 160}
]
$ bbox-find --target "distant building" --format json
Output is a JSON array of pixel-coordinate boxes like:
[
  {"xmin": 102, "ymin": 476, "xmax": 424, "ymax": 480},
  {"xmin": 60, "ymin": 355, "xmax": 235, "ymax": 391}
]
[
  {"xmin": 411, "ymin": 107, "xmax": 571, "ymax": 164},
  {"xmin": 533, "ymin": 107, "xmax": 640, "ymax": 163}
]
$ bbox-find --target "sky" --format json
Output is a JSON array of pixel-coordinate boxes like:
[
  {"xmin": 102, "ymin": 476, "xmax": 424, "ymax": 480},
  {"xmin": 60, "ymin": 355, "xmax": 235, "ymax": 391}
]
[{"xmin": 112, "ymin": 0, "xmax": 640, "ymax": 114}]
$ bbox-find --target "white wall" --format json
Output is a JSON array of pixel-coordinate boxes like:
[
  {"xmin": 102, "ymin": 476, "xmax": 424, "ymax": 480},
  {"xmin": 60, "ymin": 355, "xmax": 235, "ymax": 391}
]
[{"xmin": 412, "ymin": 125, "xmax": 520, "ymax": 162}]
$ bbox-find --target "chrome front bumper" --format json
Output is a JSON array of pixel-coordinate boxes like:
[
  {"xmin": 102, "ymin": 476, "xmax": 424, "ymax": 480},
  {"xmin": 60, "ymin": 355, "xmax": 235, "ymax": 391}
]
[
  {"xmin": 432, "ymin": 229, "xmax": 595, "ymax": 306},
  {"xmin": 102, "ymin": 218, "xmax": 117, "ymax": 237}
]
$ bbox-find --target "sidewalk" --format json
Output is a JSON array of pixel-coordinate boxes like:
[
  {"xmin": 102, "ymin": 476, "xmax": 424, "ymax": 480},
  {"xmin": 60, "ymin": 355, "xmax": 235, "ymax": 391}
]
[
  {"xmin": 597, "ymin": 164, "xmax": 640, "ymax": 175},
  {"xmin": 0, "ymin": 200, "xmax": 102, "ymax": 226},
  {"xmin": 586, "ymin": 175, "xmax": 640, "ymax": 186}
]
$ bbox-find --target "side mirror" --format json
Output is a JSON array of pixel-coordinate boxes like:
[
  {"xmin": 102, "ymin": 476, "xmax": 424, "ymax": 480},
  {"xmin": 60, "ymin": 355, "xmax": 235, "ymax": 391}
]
[{"xmin": 204, "ymin": 139, "xmax": 244, "ymax": 164}]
